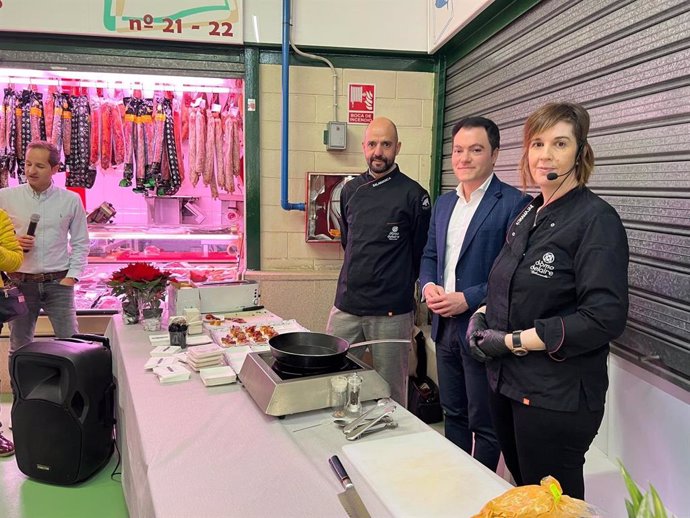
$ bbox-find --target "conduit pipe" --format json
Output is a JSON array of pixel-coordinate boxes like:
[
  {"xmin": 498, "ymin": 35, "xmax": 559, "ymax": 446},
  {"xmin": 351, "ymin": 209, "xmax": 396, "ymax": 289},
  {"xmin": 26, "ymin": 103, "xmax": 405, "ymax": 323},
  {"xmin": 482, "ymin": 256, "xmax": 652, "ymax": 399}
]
[
  {"xmin": 280, "ymin": 0, "xmax": 305, "ymax": 211},
  {"xmin": 290, "ymin": 40, "xmax": 338, "ymax": 122}
]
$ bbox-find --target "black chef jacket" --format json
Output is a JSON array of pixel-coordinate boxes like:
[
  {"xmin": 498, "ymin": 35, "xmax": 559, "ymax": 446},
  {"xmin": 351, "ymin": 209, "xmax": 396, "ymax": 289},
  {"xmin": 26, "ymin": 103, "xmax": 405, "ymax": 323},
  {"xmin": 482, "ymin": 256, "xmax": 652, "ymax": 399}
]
[
  {"xmin": 485, "ymin": 186, "xmax": 629, "ymax": 412},
  {"xmin": 335, "ymin": 166, "xmax": 431, "ymax": 316}
]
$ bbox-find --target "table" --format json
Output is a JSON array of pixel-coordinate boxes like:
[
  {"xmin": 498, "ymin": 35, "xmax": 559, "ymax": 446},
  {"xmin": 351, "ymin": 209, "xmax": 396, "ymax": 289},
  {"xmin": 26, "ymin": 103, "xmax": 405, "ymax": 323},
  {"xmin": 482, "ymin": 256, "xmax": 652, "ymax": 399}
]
[{"xmin": 107, "ymin": 315, "xmax": 511, "ymax": 518}]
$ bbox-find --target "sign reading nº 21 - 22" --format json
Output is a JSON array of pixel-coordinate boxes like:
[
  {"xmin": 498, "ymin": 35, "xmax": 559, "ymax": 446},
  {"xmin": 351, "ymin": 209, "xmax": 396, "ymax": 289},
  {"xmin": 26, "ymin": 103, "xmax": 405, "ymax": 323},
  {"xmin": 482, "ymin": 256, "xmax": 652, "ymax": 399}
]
[{"xmin": 0, "ymin": 0, "xmax": 243, "ymax": 45}]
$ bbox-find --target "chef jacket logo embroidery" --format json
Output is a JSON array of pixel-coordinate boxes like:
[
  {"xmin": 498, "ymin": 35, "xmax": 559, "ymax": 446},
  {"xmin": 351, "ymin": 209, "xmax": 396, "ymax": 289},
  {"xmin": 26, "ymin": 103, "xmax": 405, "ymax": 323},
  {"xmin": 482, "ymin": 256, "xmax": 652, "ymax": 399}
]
[
  {"xmin": 530, "ymin": 252, "xmax": 555, "ymax": 278},
  {"xmin": 387, "ymin": 226, "xmax": 400, "ymax": 241},
  {"xmin": 514, "ymin": 203, "xmax": 535, "ymax": 227},
  {"xmin": 372, "ymin": 176, "xmax": 392, "ymax": 187}
]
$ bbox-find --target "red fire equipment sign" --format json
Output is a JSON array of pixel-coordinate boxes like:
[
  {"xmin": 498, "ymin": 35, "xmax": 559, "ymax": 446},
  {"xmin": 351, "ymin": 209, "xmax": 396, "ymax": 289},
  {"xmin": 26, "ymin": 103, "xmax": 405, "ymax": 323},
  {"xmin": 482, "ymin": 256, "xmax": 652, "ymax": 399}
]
[{"xmin": 348, "ymin": 83, "xmax": 375, "ymax": 124}]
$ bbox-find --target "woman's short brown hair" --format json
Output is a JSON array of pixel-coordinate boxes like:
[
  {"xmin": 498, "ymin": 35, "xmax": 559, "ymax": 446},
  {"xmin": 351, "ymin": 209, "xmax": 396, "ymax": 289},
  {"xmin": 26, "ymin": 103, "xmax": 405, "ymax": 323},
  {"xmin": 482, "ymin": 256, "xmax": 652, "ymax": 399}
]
[{"xmin": 518, "ymin": 102, "xmax": 594, "ymax": 190}]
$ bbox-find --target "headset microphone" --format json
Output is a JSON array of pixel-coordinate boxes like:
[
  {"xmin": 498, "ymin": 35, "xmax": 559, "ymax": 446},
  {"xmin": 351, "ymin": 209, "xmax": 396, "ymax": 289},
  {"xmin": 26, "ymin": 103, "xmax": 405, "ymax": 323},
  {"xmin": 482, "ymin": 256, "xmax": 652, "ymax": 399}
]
[
  {"xmin": 546, "ymin": 143, "xmax": 584, "ymax": 181},
  {"xmin": 546, "ymin": 166, "xmax": 575, "ymax": 181}
]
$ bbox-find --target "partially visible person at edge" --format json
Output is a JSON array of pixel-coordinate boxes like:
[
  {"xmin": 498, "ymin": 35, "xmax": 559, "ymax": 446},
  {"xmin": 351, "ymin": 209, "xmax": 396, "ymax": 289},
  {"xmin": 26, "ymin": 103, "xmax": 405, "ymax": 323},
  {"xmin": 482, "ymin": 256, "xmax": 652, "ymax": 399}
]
[
  {"xmin": 0, "ymin": 141, "xmax": 89, "ymax": 356},
  {"xmin": 327, "ymin": 117, "xmax": 431, "ymax": 405},
  {"xmin": 466, "ymin": 102, "xmax": 629, "ymax": 499},
  {"xmin": 419, "ymin": 117, "xmax": 531, "ymax": 470},
  {"xmin": 0, "ymin": 208, "xmax": 23, "ymax": 457}
]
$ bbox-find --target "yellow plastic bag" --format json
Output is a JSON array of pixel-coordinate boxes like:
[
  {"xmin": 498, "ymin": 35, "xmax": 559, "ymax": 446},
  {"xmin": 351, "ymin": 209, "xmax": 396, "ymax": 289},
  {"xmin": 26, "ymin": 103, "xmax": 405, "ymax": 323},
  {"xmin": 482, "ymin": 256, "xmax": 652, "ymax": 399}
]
[{"xmin": 472, "ymin": 476, "xmax": 596, "ymax": 518}]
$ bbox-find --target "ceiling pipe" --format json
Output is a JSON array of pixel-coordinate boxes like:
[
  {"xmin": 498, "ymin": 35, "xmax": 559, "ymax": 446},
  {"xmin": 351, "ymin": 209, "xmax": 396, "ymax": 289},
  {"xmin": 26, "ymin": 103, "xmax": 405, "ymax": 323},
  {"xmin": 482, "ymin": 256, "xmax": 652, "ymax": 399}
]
[{"xmin": 280, "ymin": 0, "xmax": 305, "ymax": 211}]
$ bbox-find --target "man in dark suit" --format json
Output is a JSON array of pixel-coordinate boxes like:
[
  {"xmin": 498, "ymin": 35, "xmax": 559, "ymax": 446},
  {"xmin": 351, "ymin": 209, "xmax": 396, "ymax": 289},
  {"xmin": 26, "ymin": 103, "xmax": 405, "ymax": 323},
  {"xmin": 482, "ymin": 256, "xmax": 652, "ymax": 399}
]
[{"xmin": 420, "ymin": 117, "xmax": 531, "ymax": 470}]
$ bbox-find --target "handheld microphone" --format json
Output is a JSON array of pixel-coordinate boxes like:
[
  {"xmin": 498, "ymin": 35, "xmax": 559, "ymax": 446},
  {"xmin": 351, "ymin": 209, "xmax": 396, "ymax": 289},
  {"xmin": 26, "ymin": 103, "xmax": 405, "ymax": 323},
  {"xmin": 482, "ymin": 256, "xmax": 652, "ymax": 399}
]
[{"xmin": 24, "ymin": 213, "xmax": 40, "ymax": 252}]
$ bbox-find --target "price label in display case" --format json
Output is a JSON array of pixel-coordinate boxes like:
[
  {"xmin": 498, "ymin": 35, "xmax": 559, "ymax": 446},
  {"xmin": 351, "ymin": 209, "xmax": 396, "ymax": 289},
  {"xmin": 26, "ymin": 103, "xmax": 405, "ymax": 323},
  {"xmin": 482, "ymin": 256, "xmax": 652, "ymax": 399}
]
[{"xmin": 0, "ymin": 0, "xmax": 243, "ymax": 45}]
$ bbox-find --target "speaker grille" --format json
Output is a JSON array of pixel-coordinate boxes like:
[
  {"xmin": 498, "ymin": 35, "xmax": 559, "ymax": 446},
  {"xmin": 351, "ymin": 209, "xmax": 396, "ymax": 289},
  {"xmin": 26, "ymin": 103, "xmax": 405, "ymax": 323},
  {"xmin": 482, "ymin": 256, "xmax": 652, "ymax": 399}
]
[{"xmin": 13, "ymin": 400, "xmax": 82, "ymax": 484}]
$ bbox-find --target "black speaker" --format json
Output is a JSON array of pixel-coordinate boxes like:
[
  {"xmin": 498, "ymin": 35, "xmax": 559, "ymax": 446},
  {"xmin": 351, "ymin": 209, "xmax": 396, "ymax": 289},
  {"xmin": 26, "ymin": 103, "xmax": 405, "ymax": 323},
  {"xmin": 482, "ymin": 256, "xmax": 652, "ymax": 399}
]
[{"xmin": 10, "ymin": 334, "xmax": 115, "ymax": 485}]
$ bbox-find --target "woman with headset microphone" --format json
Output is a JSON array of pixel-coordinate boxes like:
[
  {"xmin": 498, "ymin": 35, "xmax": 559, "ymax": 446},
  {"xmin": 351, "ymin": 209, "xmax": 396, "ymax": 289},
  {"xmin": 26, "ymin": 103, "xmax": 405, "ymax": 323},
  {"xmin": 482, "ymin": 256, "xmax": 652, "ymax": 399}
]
[{"xmin": 465, "ymin": 102, "xmax": 629, "ymax": 499}]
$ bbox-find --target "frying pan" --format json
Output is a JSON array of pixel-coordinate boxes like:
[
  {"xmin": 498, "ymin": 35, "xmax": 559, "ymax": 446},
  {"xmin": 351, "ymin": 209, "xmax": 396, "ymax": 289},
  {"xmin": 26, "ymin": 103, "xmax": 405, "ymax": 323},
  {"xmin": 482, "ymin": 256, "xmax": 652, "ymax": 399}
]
[{"xmin": 268, "ymin": 332, "xmax": 406, "ymax": 372}]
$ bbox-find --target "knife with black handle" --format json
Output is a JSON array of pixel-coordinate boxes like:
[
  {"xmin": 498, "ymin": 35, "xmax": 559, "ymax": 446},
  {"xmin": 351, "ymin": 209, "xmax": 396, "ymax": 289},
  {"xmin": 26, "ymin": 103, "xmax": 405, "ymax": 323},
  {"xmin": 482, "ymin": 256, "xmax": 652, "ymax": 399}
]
[{"xmin": 328, "ymin": 455, "xmax": 372, "ymax": 518}]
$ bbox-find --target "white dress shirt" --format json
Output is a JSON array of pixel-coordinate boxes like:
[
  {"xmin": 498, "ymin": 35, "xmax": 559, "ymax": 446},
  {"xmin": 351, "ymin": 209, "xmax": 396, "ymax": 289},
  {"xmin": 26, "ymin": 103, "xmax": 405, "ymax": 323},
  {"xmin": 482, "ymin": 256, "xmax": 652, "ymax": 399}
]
[
  {"xmin": 442, "ymin": 174, "xmax": 493, "ymax": 292},
  {"xmin": 0, "ymin": 183, "xmax": 89, "ymax": 279}
]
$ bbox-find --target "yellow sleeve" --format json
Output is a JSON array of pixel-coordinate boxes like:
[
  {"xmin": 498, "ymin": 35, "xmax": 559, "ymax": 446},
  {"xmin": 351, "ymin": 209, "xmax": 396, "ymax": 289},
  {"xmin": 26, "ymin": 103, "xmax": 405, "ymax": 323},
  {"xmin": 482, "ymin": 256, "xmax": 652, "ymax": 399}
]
[{"xmin": 0, "ymin": 209, "xmax": 24, "ymax": 274}]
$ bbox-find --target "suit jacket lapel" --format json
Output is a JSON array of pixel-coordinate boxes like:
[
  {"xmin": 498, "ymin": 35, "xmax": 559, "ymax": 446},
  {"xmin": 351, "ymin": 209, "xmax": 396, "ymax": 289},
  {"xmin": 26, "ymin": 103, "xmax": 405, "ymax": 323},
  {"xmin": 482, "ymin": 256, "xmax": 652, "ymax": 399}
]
[
  {"xmin": 458, "ymin": 176, "xmax": 501, "ymax": 261},
  {"xmin": 438, "ymin": 193, "xmax": 458, "ymax": 266}
]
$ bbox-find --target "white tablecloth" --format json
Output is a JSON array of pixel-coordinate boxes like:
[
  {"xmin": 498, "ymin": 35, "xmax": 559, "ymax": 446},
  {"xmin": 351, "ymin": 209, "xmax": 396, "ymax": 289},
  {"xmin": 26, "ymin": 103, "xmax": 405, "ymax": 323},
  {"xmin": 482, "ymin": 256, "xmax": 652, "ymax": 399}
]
[{"xmin": 106, "ymin": 315, "xmax": 510, "ymax": 518}]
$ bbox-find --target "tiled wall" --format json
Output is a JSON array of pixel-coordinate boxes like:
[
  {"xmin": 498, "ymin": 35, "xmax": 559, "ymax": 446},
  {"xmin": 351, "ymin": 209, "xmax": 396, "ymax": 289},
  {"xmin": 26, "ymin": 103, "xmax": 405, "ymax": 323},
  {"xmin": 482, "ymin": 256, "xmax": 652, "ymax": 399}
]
[{"xmin": 259, "ymin": 64, "xmax": 435, "ymax": 270}]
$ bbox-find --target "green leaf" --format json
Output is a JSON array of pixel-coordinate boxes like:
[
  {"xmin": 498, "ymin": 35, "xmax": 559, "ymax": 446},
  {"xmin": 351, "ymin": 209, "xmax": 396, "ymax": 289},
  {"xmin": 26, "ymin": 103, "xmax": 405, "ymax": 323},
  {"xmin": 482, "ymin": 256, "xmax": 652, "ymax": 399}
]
[
  {"xmin": 649, "ymin": 485, "xmax": 668, "ymax": 518},
  {"xmin": 626, "ymin": 500, "xmax": 636, "ymax": 518},
  {"xmin": 637, "ymin": 493, "xmax": 652, "ymax": 518},
  {"xmin": 620, "ymin": 462, "xmax": 644, "ymax": 507}
]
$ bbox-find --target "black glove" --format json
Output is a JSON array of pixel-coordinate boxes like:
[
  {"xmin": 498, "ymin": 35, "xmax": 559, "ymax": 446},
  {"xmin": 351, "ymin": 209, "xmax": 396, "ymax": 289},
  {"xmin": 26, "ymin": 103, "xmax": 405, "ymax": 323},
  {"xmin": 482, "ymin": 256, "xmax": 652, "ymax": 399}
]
[
  {"xmin": 474, "ymin": 329, "xmax": 510, "ymax": 361},
  {"xmin": 466, "ymin": 312, "xmax": 490, "ymax": 362},
  {"xmin": 465, "ymin": 311, "xmax": 489, "ymax": 343},
  {"xmin": 465, "ymin": 312, "xmax": 488, "ymax": 344},
  {"xmin": 468, "ymin": 331, "xmax": 490, "ymax": 363}
]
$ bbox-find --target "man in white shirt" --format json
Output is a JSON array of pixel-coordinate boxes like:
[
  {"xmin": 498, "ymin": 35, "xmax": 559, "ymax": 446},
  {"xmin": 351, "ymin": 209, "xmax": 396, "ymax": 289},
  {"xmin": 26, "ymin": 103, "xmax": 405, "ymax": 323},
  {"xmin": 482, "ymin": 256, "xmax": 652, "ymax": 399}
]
[
  {"xmin": 419, "ymin": 118, "xmax": 531, "ymax": 469},
  {"xmin": 0, "ymin": 141, "xmax": 89, "ymax": 353}
]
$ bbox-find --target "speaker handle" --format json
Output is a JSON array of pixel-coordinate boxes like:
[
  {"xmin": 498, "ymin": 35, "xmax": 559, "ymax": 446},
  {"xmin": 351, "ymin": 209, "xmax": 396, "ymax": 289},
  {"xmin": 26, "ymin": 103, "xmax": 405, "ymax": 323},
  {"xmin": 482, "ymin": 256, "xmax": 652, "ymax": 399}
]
[
  {"xmin": 67, "ymin": 334, "xmax": 111, "ymax": 350},
  {"xmin": 100, "ymin": 381, "xmax": 117, "ymax": 428}
]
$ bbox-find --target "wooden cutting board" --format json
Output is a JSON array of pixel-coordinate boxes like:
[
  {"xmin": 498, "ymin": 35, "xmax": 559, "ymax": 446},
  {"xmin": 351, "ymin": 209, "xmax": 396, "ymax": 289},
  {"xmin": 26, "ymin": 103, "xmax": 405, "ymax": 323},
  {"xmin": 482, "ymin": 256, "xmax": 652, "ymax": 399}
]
[{"xmin": 342, "ymin": 430, "xmax": 511, "ymax": 517}]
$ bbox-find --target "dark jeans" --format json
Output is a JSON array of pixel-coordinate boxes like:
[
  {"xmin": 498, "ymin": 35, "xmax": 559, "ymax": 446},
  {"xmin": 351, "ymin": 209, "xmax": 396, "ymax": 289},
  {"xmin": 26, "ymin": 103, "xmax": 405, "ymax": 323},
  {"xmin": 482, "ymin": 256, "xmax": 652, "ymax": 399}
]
[
  {"xmin": 8, "ymin": 279, "xmax": 77, "ymax": 354},
  {"xmin": 488, "ymin": 387, "xmax": 604, "ymax": 500},
  {"xmin": 435, "ymin": 317, "xmax": 500, "ymax": 470}
]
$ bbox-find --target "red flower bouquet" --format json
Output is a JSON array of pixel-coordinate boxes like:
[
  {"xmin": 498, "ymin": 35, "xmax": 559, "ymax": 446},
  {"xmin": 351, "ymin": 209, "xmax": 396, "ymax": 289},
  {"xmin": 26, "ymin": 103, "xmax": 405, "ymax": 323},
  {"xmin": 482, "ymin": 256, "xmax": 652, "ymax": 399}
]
[{"xmin": 108, "ymin": 263, "xmax": 172, "ymax": 319}]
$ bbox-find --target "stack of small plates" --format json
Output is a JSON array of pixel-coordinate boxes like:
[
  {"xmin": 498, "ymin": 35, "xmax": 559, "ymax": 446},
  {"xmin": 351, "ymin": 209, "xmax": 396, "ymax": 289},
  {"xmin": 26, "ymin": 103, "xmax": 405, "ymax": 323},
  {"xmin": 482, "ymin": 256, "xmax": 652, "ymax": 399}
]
[
  {"xmin": 152, "ymin": 363, "xmax": 191, "ymax": 384},
  {"xmin": 199, "ymin": 366, "xmax": 237, "ymax": 387},
  {"xmin": 186, "ymin": 344, "xmax": 225, "ymax": 371}
]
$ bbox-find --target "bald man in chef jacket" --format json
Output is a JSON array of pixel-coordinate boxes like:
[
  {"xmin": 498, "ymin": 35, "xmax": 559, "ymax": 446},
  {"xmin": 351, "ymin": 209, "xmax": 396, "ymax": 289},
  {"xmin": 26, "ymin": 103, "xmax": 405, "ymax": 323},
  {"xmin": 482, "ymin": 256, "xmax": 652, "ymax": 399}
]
[{"xmin": 327, "ymin": 118, "xmax": 432, "ymax": 405}]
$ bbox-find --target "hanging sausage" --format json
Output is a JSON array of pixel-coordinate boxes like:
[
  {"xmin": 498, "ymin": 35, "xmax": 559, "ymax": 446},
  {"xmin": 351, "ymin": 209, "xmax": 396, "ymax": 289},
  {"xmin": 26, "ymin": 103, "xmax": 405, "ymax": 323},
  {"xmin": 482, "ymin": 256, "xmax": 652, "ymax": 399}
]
[
  {"xmin": 156, "ymin": 97, "xmax": 182, "ymax": 196},
  {"xmin": 173, "ymin": 96, "xmax": 184, "ymax": 182},
  {"xmin": 50, "ymin": 92, "xmax": 64, "ymax": 152},
  {"xmin": 111, "ymin": 99, "xmax": 125, "ymax": 166},
  {"xmin": 44, "ymin": 87, "xmax": 55, "ymax": 143},
  {"xmin": 149, "ymin": 95, "xmax": 166, "ymax": 182},
  {"xmin": 61, "ymin": 94, "xmax": 72, "ymax": 173},
  {"xmin": 194, "ymin": 99, "xmax": 206, "ymax": 185},
  {"xmin": 134, "ymin": 98, "xmax": 147, "ymax": 192},
  {"xmin": 222, "ymin": 111, "xmax": 235, "ymax": 193},
  {"xmin": 0, "ymin": 88, "xmax": 18, "ymax": 187},
  {"xmin": 142, "ymin": 97, "xmax": 156, "ymax": 191},
  {"xmin": 65, "ymin": 94, "xmax": 97, "ymax": 188},
  {"xmin": 99, "ymin": 98, "xmax": 112, "ymax": 170},
  {"xmin": 89, "ymin": 94, "xmax": 101, "ymax": 168},
  {"xmin": 120, "ymin": 96, "xmax": 137, "ymax": 187},
  {"xmin": 214, "ymin": 109, "xmax": 226, "ymax": 193},
  {"xmin": 29, "ymin": 90, "xmax": 46, "ymax": 142},
  {"xmin": 188, "ymin": 103, "xmax": 198, "ymax": 187}
]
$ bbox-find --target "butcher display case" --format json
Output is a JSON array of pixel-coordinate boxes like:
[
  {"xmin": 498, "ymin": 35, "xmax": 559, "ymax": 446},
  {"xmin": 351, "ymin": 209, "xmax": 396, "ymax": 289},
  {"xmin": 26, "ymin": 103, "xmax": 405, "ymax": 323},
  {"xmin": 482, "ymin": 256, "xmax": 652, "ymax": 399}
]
[
  {"xmin": 76, "ymin": 224, "xmax": 243, "ymax": 312},
  {"xmin": 0, "ymin": 66, "xmax": 248, "ymax": 314}
]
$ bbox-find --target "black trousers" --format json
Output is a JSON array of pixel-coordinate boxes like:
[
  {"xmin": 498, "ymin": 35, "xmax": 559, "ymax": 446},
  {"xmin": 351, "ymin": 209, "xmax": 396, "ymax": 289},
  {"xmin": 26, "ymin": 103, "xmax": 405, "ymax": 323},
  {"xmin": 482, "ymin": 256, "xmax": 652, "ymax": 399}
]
[
  {"xmin": 436, "ymin": 318, "xmax": 500, "ymax": 470},
  {"xmin": 488, "ymin": 387, "xmax": 604, "ymax": 500}
]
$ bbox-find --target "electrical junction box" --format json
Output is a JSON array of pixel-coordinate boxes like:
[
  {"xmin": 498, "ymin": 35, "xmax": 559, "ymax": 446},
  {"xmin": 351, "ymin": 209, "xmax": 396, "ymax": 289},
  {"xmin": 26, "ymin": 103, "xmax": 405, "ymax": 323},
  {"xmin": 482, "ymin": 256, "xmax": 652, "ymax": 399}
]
[{"xmin": 324, "ymin": 121, "xmax": 347, "ymax": 150}]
